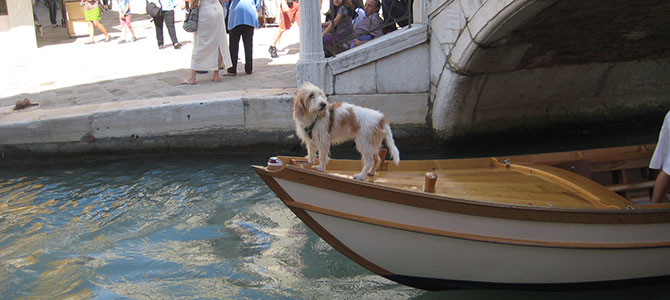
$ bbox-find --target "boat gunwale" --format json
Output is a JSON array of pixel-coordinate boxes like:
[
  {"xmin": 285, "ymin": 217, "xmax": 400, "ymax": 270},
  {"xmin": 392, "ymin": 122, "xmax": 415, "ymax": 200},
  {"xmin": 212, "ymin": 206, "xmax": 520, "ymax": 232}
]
[{"xmin": 252, "ymin": 163, "xmax": 670, "ymax": 224}]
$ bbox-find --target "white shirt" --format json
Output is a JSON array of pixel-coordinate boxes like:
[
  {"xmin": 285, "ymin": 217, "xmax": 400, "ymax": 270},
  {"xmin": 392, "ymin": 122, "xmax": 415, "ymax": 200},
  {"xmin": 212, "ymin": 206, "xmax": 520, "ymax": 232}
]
[{"xmin": 650, "ymin": 110, "xmax": 670, "ymax": 174}]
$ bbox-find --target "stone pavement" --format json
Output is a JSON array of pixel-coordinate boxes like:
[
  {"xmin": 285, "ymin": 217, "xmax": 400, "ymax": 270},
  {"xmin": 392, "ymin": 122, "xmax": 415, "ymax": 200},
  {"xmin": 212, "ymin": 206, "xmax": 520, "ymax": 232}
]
[{"xmin": 1, "ymin": 2, "xmax": 300, "ymax": 110}]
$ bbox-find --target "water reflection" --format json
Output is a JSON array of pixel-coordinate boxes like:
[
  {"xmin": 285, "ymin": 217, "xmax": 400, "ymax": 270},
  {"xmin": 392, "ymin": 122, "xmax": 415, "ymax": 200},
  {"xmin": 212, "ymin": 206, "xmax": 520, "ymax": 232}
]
[{"xmin": 0, "ymin": 154, "xmax": 423, "ymax": 299}]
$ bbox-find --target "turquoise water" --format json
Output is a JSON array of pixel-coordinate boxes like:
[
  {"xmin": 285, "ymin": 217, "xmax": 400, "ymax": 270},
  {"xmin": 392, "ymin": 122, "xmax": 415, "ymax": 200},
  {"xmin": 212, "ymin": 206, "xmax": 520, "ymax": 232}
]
[{"xmin": 1, "ymin": 151, "xmax": 669, "ymax": 299}]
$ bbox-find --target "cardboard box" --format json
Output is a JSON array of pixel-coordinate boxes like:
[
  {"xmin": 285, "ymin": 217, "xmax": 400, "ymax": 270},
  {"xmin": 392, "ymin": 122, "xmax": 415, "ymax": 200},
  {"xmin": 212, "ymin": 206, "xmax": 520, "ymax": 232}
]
[{"xmin": 65, "ymin": 1, "xmax": 88, "ymax": 37}]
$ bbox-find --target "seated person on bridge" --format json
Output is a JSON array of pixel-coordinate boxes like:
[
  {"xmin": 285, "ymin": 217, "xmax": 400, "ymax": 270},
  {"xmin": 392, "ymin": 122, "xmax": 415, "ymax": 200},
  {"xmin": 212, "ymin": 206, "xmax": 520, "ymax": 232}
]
[
  {"xmin": 650, "ymin": 110, "xmax": 670, "ymax": 203},
  {"xmin": 350, "ymin": 0, "xmax": 384, "ymax": 48},
  {"xmin": 322, "ymin": 0, "xmax": 355, "ymax": 57}
]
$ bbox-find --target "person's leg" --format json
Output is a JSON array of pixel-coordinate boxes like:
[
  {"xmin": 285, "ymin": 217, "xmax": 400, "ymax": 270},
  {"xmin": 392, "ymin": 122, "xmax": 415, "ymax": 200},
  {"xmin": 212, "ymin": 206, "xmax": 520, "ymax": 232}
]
[
  {"xmin": 213, "ymin": 51, "xmax": 224, "ymax": 81},
  {"xmin": 163, "ymin": 10, "xmax": 180, "ymax": 47},
  {"xmin": 33, "ymin": 4, "xmax": 39, "ymax": 22},
  {"xmin": 119, "ymin": 15, "xmax": 127, "ymax": 41},
  {"xmin": 652, "ymin": 170, "xmax": 670, "ymax": 203},
  {"xmin": 60, "ymin": 0, "xmax": 66, "ymax": 25},
  {"xmin": 154, "ymin": 14, "xmax": 164, "ymax": 47},
  {"xmin": 322, "ymin": 33, "xmax": 334, "ymax": 57},
  {"xmin": 241, "ymin": 25, "xmax": 254, "ymax": 74},
  {"xmin": 48, "ymin": 0, "xmax": 57, "ymax": 25},
  {"xmin": 183, "ymin": 70, "xmax": 197, "ymax": 84},
  {"xmin": 126, "ymin": 15, "xmax": 136, "ymax": 39},
  {"xmin": 269, "ymin": 28, "xmax": 284, "ymax": 58},
  {"xmin": 227, "ymin": 26, "xmax": 242, "ymax": 74},
  {"xmin": 272, "ymin": 29, "xmax": 284, "ymax": 47},
  {"xmin": 87, "ymin": 21, "xmax": 95, "ymax": 43},
  {"xmin": 93, "ymin": 20, "xmax": 109, "ymax": 40}
]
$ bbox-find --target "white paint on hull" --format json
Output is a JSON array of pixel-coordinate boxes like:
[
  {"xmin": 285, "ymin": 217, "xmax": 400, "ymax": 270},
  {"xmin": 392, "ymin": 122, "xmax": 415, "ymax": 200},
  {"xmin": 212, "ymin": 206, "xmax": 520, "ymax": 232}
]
[
  {"xmin": 308, "ymin": 211, "xmax": 670, "ymax": 284},
  {"xmin": 276, "ymin": 178, "xmax": 670, "ymax": 245}
]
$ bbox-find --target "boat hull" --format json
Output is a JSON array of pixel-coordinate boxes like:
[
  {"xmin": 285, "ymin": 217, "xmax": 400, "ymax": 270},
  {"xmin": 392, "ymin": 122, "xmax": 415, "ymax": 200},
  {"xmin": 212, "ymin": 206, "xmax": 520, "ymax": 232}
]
[{"xmin": 253, "ymin": 147, "xmax": 670, "ymax": 290}]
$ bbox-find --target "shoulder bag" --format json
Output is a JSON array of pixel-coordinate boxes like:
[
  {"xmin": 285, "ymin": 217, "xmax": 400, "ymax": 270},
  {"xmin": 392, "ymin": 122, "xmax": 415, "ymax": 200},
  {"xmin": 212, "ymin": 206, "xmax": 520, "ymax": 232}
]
[
  {"xmin": 183, "ymin": 6, "xmax": 199, "ymax": 32},
  {"xmin": 146, "ymin": 0, "xmax": 162, "ymax": 18}
]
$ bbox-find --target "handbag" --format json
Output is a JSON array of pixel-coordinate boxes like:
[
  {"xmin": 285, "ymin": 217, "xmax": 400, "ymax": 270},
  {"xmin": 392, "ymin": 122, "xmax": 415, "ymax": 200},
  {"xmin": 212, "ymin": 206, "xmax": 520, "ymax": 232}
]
[
  {"xmin": 146, "ymin": 0, "xmax": 162, "ymax": 18},
  {"xmin": 183, "ymin": 6, "xmax": 199, "ymax": 32}
]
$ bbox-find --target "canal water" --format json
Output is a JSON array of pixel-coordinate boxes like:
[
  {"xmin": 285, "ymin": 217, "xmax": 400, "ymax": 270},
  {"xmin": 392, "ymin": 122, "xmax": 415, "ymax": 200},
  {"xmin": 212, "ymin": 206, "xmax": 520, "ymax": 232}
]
[{"xmin": 1, "ymin": 125, "xmax": 670, "ymax": 299}]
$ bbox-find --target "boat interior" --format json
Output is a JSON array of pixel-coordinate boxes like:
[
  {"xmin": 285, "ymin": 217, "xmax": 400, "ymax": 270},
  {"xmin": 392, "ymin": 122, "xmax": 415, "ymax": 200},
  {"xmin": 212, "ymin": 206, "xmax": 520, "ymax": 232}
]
[{"xmin": 277, "ymin": 145, "xmax": 670, "ymax": 210}]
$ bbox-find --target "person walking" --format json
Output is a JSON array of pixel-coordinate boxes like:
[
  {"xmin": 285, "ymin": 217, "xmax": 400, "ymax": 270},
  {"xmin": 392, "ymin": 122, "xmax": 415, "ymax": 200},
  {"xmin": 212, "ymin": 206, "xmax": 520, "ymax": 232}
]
[
  {"xmin": 224, "ymin": 0, "xmax": 261, "ymax": 75},
  {"xmin": 116, "ymin": 0, "xmax": 137, "ymax": 43},
  {"xmin": 149, "ymin": 0, "xmax": 182, "ymax": 49},
  {"xmin": 268, "ymin": 0, "xmax": 298, "ymax": 58},
  {"xmin": 81, "ymin": 0, "xmax": 111, "ymax": 44},
  {"xmin": 46, "ymin": 0, "xmax": 59, "ymax": 27},
  {"xmin": 183, "ymin": 0, "xmax": 233, "ymax": 84}
]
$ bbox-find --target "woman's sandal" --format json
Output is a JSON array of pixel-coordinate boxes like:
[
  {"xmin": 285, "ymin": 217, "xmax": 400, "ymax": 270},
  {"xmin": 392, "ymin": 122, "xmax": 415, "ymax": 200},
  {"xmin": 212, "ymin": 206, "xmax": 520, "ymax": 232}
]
[{"xmin": 181, "ymin": 79, "xmax": 196, "ymax": 85}]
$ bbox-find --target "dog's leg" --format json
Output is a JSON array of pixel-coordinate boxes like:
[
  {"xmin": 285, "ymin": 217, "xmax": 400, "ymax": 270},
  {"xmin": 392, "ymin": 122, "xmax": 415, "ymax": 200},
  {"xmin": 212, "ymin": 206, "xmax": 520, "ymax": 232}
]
[
  {"xmin": 367, "ymin": 153, "xmax": 380, "ymax": 176},
  {"xmin": 306, "ymin": 142, "xmax": 317, "ymax": 164},
  {"xmin": 354, "ymin": 152, "xmax": 375, "ymax": 180},
  {"xmin": 315, "ymin": 142, "xmax": 330, "ymax": 172}
]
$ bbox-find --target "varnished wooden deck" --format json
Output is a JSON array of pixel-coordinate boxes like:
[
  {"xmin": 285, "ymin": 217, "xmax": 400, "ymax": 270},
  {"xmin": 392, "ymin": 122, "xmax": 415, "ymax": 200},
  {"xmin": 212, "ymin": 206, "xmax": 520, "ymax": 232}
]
[
  {"xmin": 281, "ymin": 144, "xmax": 659, "ymax": 210},
  {"xmin": 323, "ymin": 160, "xmax": 629, "ymax": 209}
]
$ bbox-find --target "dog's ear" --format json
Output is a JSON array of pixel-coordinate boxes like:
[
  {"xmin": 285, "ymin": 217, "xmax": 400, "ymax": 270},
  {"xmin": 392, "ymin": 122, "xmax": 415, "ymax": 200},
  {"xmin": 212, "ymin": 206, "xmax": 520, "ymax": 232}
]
[{"xmin": 293, "ymin": 89, "xmax": 308, "ymax": 119}]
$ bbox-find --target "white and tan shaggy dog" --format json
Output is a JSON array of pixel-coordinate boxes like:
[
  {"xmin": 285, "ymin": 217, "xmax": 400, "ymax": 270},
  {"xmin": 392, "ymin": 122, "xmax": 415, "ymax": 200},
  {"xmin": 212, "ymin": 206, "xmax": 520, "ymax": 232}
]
[{"xmin": 293, "ymin": 82, "xmax": 400, "ymax": 180}]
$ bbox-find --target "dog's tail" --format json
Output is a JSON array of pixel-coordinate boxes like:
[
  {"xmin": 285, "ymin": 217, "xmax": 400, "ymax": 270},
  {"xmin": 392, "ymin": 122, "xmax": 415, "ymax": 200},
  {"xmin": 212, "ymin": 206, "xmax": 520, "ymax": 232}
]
[{"xmin": 383, "ymin": 123, "xmax": 400, "ymax": 166}]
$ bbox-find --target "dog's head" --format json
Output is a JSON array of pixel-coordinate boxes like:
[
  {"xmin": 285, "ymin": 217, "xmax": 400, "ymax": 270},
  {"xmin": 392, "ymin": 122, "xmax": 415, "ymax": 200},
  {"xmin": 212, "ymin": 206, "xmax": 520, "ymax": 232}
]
[{"xmin": 293, "ymin": 82, "xmax": 328, "ymax": 121}]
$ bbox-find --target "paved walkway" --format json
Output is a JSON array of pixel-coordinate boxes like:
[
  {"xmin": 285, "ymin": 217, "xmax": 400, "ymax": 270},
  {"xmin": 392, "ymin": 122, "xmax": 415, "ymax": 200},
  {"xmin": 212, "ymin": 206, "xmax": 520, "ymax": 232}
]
[{"xmin": 1, "ymin": 2, "xmax": 300, "ymax": 110}]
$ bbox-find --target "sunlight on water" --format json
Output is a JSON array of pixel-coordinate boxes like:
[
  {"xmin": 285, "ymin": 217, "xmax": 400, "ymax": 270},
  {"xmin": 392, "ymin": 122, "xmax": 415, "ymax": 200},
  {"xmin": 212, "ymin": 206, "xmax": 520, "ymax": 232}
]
[
  {"xmin": 1, "ymin": 152, "xmax": 669, "ymax": 299},
  {"xmin": 0, "ymin": 154, "xmax": 424, "ymax": 299}
]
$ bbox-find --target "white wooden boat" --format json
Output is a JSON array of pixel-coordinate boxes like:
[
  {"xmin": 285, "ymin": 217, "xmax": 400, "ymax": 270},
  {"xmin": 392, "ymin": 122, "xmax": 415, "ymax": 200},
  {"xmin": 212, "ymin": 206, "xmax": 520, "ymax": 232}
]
[{"xmin": 253, "ymin": 144, "xmax": 670, "ymax": 290}]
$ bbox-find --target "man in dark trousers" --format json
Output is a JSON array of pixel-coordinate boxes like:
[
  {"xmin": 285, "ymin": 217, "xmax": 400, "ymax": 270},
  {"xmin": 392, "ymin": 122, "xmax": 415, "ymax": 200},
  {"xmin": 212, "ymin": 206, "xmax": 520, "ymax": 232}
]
[{"xmin": 46, "ymin": 0, "xmax": 59, "ymax": 27}]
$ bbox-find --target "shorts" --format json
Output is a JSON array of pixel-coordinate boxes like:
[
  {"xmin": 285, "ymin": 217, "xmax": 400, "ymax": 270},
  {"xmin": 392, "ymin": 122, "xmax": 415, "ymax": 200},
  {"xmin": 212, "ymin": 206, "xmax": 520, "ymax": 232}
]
[
  {"xmin": 279, "ymin": 2, "xmax": 299, "ymax": 30},
  {"xmin": 119, "ymin": 14, "xmax": 132, "ymax": 26}
]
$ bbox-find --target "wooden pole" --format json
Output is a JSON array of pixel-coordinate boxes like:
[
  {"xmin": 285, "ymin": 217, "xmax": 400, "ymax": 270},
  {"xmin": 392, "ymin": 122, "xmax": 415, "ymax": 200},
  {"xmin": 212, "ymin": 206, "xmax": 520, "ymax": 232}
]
[{"xmin": 424, "ymin": 172, "xmax": 437, "ymax": 193}]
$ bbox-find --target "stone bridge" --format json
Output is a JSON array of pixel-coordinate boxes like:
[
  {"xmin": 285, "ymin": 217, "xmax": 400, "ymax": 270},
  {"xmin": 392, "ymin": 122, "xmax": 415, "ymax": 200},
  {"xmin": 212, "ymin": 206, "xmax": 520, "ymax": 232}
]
[{"xmin": 299, "ymin": 0, "xmax": 670, "ymax": 141}]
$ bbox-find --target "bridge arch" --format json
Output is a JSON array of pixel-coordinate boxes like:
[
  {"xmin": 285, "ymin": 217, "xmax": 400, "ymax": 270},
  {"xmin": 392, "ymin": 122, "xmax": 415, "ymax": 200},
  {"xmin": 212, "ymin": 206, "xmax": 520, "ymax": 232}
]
[{"xmin": 430, "ymin": 0, "xmax": 670, "ymax": 139}]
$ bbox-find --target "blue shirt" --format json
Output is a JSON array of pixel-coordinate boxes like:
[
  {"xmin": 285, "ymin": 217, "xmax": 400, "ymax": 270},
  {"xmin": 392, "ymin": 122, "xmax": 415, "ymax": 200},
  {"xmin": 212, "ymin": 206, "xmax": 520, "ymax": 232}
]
[
  {"xmin": 116, "ymin": 0, "xmax": 131, "ymax": 15},
  {"xmin": 226, "ymin": 0, "xmax": 261, "ymax": 30}
]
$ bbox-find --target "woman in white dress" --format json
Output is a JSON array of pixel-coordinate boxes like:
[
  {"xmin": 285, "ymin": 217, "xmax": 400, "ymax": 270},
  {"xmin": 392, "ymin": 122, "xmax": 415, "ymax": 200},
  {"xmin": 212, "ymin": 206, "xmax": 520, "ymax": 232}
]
[{"xmin": 183, "ymin": 0, "xmax": 233, "ymax": 84}]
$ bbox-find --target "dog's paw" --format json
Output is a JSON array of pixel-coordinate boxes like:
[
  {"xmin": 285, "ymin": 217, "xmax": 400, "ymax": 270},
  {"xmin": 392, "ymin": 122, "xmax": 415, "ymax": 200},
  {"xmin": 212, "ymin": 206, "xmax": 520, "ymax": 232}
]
[
  {"xmin": 314, "ymin": 166, "xmax": 325, "ymax": 172},
  {"xmin": 353, "ymin": 173, "xmax": 367, "ymax": 181}
]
